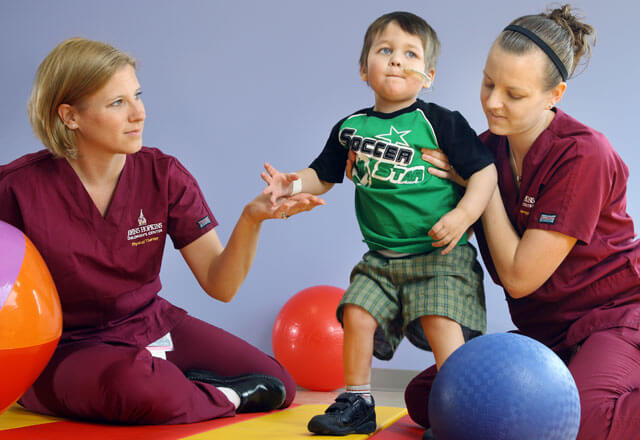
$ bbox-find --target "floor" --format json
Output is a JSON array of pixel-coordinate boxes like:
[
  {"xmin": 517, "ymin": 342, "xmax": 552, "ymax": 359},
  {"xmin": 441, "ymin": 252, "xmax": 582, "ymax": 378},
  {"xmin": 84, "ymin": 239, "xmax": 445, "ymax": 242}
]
[
  {"xmin": 0, "ymin": 375, "xmax": 414, "ymax": 440},
  {"xmin": 292, "ymin": 368, "xmax": 414, "ymax": 407},
  {"xmin": 293, "ymin": 388, "xmax": 406, "ymax": 407}
]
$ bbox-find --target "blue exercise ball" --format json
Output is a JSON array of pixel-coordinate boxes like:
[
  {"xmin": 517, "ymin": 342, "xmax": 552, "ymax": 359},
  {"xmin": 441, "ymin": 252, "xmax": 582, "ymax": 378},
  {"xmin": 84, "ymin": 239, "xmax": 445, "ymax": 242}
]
[{"xmin": 429, "ymin": 333, "xmax": 580, "ymax": 440}]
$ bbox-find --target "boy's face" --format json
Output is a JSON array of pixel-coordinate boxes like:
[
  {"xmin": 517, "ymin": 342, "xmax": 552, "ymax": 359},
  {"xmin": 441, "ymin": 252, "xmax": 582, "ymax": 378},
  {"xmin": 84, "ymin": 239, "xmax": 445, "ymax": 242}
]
[{"xmin": 361, "ymin": 21, "xmax": 434, "ymax": 113}]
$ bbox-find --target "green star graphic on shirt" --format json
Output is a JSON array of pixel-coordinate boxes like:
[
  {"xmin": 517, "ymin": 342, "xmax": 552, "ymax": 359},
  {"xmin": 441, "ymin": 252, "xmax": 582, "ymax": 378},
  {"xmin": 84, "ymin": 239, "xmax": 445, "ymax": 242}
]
[{"xmin": 375, "ymin": 126, "xmax": 412, "ymax": 146}]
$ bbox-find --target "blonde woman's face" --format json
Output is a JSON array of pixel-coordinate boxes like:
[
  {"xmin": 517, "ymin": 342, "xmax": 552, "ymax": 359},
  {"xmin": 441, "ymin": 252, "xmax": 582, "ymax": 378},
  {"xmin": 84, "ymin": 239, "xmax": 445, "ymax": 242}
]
[
  {"xmin": 72, "ymin": 64, "xmax": 145, "ymax": 157},
  {"xmin": 480, "ymin": 44, "xmax": 556, "ymax": 137}
]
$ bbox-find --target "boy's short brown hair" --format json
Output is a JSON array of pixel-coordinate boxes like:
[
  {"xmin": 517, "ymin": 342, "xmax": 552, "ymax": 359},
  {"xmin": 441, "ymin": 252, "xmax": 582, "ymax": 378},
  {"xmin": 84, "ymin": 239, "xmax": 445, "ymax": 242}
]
[{"xmin": 359, "ymin": 11, "xmax": 440, "ymax": 73}]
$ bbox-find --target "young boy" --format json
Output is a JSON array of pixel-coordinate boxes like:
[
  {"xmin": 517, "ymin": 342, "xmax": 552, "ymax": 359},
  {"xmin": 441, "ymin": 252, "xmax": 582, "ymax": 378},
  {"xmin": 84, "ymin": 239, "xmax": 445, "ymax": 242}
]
[{"xmin": 263, "ymin": 11, "xmax": 496, "ymax": 435}]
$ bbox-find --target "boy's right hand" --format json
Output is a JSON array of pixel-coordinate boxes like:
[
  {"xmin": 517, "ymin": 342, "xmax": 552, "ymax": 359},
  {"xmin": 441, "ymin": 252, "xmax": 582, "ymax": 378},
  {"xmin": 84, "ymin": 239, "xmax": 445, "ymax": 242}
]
[
  {"xmin": 261, "ymin": 162, "xmax": 300, "ymax": 205},
  {"xmin": 429, "ymin": 206, "xmax": 473, "ymax": 255}
]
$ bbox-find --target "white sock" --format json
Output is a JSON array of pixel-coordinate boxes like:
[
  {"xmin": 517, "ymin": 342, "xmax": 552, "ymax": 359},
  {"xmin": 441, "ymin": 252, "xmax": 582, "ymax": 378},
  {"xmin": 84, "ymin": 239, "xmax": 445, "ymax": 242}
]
[
  {"xmin": 217, "ymin": 386, "xmax": 241, "ymax": 409},
  {"xmin": 346, "ymin": 384, "xmax": 373, "ymax": 404}
]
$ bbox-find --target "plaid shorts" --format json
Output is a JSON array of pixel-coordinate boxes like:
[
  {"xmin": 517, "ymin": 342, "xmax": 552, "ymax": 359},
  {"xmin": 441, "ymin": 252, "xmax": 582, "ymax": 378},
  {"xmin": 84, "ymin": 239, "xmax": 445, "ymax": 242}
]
[{"xmin": 337, "ymin": 244, "xmax": 486, "ymax": 360}]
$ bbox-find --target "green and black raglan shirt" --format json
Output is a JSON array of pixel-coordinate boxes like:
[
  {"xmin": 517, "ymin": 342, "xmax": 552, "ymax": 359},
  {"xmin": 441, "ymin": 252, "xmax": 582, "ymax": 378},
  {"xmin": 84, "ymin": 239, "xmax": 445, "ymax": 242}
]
[{"xmin": 310, "ymin": 99, "xmax": 494, "ymax": 254}]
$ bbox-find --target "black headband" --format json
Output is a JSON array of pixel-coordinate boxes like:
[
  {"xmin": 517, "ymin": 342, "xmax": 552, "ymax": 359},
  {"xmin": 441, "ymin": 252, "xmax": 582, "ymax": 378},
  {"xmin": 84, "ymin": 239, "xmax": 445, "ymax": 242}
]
[{"xmin": 504, "ymin": 24, "xmax": 568, "ymax": 81}]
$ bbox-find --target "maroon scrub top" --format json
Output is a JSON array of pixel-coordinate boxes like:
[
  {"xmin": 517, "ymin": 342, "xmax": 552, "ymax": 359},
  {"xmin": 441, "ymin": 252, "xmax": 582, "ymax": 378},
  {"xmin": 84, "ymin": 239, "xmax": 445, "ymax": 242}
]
[
  {"xmin": 0, "ymin": 147, "xmax": 217, "ymax": 346},
  {"xmin": 476, "ymin": 109, "xmax": 640, "ymax": 350}
]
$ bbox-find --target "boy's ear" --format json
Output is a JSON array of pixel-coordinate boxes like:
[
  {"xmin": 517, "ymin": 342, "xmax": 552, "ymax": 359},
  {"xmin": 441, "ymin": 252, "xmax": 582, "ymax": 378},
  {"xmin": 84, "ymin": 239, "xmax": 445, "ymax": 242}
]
[
  {"xmin": 360, "ymin": 65, "xmax": 368, "ymax": 82},
  {"xmin": 424, "ymin": 68, "xmax": 436, "ymax": 89}
]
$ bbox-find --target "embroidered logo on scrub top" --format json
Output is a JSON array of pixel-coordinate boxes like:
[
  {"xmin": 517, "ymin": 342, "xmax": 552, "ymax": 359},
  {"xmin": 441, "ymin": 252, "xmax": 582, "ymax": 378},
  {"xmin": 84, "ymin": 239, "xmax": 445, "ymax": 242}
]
[
  {"xmin": 138, "ymin": 209, "xmax": 147, "ymax": 226},
  {"xmin": 197, "ymin": 216, "xmax": 212, "ymax": 229},
  {"xmin": 127, "ymin": 209, "xmax": 164, "ymax": 246},
  {"xmin": 520, "ymin": 195, "xmax": 536, "ymax": 216},
  {"xmin": 538, "ymin": 213, "xmax": 557, "ymax": 225}
]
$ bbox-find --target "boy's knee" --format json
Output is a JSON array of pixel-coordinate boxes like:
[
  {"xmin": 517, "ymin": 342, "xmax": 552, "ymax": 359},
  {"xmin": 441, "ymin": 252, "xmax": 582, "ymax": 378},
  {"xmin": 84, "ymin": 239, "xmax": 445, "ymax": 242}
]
[
  {"xmin": 343, "ymin": 304, "xmax": 378, "ymax": 332},
  {"xmin": 419, "ymin": 314, "xmax": 461, "ymax": 335}
]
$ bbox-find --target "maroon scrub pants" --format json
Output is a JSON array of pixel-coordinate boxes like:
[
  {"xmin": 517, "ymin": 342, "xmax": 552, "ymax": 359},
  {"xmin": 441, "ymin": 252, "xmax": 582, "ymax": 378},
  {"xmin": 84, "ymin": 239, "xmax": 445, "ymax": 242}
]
[
  {"xmin": 404, "ymin": 327, "xmax": 640, "ymax": 439},
  {"xmin": 18, "ymin": 315, "xmax": 296, "ymax": 424}
]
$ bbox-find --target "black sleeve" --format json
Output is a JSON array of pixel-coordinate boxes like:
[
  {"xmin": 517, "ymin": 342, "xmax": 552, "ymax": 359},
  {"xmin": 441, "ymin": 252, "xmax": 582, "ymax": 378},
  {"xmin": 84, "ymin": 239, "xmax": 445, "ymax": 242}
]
[
  {"xmin": 422, "ymin": 103, "xmax": 494, "ymax": 180},
  {"xmin": 308, "ymin": 119, "xmax": 349, "ymax": 184}
]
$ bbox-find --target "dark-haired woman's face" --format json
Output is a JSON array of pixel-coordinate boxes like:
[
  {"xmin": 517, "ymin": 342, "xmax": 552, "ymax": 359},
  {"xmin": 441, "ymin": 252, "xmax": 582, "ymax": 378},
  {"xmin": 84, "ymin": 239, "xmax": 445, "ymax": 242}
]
[{"xmin": 480, "ymin": 44, "xmax": 557, "ymax": 138}]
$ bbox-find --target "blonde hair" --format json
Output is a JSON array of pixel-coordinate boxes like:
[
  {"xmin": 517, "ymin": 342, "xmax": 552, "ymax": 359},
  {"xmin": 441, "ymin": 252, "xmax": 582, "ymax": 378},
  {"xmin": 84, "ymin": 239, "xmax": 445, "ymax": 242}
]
[{"xmin": 27, "ymin": 37, "xmax": 136, "ymax": 158}]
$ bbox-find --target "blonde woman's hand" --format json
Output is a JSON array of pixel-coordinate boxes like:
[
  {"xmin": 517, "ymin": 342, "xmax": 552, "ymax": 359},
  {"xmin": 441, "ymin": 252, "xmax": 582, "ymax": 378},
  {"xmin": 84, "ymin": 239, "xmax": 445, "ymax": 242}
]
[{"xmin": 244, "ymin": 192, "xmax": 325, "ymax": 224}]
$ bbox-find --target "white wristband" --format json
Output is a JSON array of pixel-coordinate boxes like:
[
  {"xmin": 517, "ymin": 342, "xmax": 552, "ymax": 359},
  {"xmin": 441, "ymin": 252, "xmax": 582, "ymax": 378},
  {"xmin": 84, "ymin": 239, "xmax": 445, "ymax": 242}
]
[{"xmin": 291, "ymin": 178, "xmax": 302, "ymax": 195}]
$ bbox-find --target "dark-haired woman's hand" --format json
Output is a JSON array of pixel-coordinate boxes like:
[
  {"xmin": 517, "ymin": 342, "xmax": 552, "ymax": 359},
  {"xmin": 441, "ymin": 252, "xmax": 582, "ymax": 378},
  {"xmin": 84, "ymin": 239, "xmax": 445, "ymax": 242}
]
[
  {"xmin": 345, "ymin": 151, "xmax": 356, "ymax": 182},
  {"xmin": 421, "ymin": 148, "xmax": 466, "ymax": 187}
]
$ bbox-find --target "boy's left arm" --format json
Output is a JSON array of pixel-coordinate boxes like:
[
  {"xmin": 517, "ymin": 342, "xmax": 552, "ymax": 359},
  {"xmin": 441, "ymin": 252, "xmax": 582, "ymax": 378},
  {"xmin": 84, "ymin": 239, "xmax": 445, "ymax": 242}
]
[{"xmin": 429, "ymin": 163, "xmax": 497, "ymax": 255}]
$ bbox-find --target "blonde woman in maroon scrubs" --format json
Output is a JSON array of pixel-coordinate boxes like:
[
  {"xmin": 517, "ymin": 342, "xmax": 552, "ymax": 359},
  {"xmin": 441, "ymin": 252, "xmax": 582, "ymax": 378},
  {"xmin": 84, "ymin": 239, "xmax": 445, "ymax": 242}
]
[
  {"xmin": 0, "ymin": 38, "xmax": 322, "ymax": 424},
  {"xmin": 400, "ymin": 6, "xmax": 640, "ymax": 439}
]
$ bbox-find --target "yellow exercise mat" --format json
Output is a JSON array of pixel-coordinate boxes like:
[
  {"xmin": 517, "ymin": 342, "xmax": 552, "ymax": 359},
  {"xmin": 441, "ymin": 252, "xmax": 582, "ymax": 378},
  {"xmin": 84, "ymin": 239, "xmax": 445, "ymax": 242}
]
[
  {"xmin": 183, "ymin": 404, "xmax": 408, "ymax": 439},
  {"xmin": 0, "ymin": 404, "xmax": 62, "ymax": 430}
]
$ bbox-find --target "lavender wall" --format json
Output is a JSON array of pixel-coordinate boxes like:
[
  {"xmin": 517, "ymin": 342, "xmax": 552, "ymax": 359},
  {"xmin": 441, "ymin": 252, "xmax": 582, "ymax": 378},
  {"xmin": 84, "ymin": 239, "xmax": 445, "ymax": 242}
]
[{"xmin": 1, "ymin": 0, "xmax": 637, "ymax": 370}]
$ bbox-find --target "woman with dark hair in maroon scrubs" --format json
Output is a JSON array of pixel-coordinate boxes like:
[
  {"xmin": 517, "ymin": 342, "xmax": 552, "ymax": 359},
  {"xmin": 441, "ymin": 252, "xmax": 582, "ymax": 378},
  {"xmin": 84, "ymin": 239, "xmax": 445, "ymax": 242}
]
[
  {"xmin": 0, "ymin": 37, "xmax": 322, "ymax": 425},
  {"xmin": 397, "ymin": 5, "xmax": 640, "ymax": 440}
]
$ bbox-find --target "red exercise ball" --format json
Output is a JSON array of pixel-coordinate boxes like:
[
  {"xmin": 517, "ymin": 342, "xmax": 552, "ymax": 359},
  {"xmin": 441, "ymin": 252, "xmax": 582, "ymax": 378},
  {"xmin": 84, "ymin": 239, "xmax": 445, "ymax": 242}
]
[
  {"xmin": 0, "ymin": 221, "xmax": 62, "ymax": 415},
  {"xmin": 272, "ymin": 285, "xmax": 345, "ymax": 391}
]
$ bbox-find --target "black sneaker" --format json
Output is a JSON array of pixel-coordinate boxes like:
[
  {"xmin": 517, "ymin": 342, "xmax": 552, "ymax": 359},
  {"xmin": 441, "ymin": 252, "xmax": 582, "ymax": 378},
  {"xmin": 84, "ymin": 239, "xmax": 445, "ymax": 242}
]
[{"xmin": 307, "ymin": 392, "xmax": 376, "ymax": 435}]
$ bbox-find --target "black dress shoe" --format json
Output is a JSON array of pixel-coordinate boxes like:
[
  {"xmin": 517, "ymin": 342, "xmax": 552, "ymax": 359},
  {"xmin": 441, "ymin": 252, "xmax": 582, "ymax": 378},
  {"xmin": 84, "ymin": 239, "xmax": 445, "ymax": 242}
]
[{"xmin": 185, "ymin": 369, "xmax": 286, "ymax": 413}]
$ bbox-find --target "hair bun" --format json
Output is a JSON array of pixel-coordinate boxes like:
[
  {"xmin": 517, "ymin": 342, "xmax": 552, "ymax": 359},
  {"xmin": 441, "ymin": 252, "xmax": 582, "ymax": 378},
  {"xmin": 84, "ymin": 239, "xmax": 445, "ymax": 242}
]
[{"xmin": 545, "ymin": 4, "xmax": 596, "ymax": 73}]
